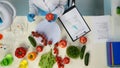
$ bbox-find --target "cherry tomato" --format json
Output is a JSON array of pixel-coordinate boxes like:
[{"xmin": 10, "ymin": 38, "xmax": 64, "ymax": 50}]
[
  {"xmin": 63, "ymin": 57, "xmax": 70, "ymax": 64},
  {"xmin": 54, "ymin": 42, "xmax": 59, "ymax": 47},
  {"xmin": 48, "ymin": 40, "xmax": 52, "ymax": 45},
  {"xmin": 54, "ymin": 47, "xmax": 59, "ymax": 55},
  {"xmin": 79, "ymin": 36, "xmax": 87, "ymax": 44},
  {"xmin": 58, "ymin": 40, "xmax": 67, "ymax": 48},
  {"xmin": 36, "ymin": 46, "xmax": 43, "ymax": 52},
  {"xmin": 46, "ymin": 13, "xmax": 54, "ymax": 21},
  {"xmin": 60, "ymin": 64, "xmax": 64, "ymax": 68}
]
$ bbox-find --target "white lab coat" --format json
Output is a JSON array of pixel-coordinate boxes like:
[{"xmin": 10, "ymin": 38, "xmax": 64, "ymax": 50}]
[{"xmin": 29, "ymin": 0, "xmax": 67, "ymax": 17}]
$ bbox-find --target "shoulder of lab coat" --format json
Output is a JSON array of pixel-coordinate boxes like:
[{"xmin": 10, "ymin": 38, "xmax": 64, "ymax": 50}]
[
  {"xmin": 29, "ymin": 0, "xmax": 38, "ymax": 15},
  {"xmin": 52, "ymin": 0, "xmax": 67, "ymax": 17}
]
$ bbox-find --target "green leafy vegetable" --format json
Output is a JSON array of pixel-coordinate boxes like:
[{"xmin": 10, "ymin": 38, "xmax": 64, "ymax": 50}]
[
  {"xmin": 28, "ymin": 36, "xmax": 36, "ymax": 47},
  {"xmin": 66, "ymin": 46, "xmax": 80, "ymax": 59},
  {"xmin": 84, "ymin": 52, "xmax": 90, "ymax": 66},
  {"xmin": 80, "ymin": 45, "xmax": 86, "ymax": 59},
  {"xmin": 39, "ymin": 50, "xmax": 56, "ymax": 68}
]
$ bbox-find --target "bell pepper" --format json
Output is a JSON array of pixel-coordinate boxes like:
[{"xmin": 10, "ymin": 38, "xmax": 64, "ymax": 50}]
[
  {"xmin": 27, "ymin": 52, "xmax": 37, "ymax": 61},
  {"xmin": 19, "ymin": 59, "xmax": 28, "ymax": 68},
  {"xmin": 15, "ymin": 47, "xmax": 27, "ymax": 58}
]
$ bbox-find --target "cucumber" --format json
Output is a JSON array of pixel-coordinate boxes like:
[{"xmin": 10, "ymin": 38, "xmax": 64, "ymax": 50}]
[
  {"xmin": 84, "ymin": 52, "xmax": 90, "ymax": 66},
  {"xmin": 80, "ymin": 45, "xmax": 86, "ymax": 59},
  {"xmin": 28, "ymin": 36, "xmax": 37, "ymax": 47}
]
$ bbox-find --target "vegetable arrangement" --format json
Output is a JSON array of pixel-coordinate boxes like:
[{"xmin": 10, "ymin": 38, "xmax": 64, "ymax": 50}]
[
  {"xmin": 39, "ymin": 50, "xmax": 56, "ymax": 68},
  {"xmin": 12, "ymin": 30, "xmax": 90, "ymax": 68}
]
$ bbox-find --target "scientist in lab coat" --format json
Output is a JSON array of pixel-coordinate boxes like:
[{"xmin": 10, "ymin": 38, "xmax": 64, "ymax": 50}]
[{"xmin": 27, "ymin": 0, "xmax": 68, "ymax": 22}]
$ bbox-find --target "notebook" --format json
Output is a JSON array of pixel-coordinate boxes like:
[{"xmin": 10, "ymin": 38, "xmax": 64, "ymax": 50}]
[{"xmin": 107, "ymin": 42, "xmax": 120, "ymax": 67}]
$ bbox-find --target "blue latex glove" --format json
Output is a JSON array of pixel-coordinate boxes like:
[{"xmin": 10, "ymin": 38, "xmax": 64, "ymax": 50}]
[
  {"xmin": 38, "ymin": 8, "xmax": 48, "ymax": 16},
  {"xmin": 48, "ymin": 14, "xmax": 58, "ymax": 23},
  {"xmin": 27, "ymin": 14, "xmax": 35, "ymax": 22},
  {"xmin": 33, "ymin": 4, "xmax": 48, "ymax": 16},
  {"xmin": 0, "ymin": 17, "xmax": 3, "ymax": 24}
]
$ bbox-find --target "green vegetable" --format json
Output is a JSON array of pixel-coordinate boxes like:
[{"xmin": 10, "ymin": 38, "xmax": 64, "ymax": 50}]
[
  {"xmin": 39, "ymin": 50, "xmax": 56, "ymax": 68},
  {"xmin": 28, "ymin": 36, "xmax": 36, "ymax": 47},
  {"xmin": 0, "ymin": 54, "xmax": 13, "ymax": 66},
  {"xmin": 66, "ymin": 46, "xmax": 80, "ymax": 59},
  {"xmin": 84, "ymin": 52, "xmax": 90, "ymax": 66},
  {"xmin": 80, "ymin": 45, "xmax": 86, "ymax": 59},
  {"xmin": 117, "ymin": 6, "xmax": 120, "ymax": 14}
]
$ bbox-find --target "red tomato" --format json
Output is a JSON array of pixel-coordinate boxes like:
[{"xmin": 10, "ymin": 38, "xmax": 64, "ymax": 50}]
[
  {"xmin": 58, "ymin": 40, "xmax": 67, "ymax": 48},
  {"xmin": 36, "ymin": 46, "xmax": 43, "ymax": 52},
  {"xmin": 63, "ymin": 57, "xmax": 70, "ymax": 64},
  {"xmin": 54, "ymin": 47, "xmax": 59, "ymax": 55},
  {"xmin": 60, "ymin": 64, "xmax": 64, "ymax": 68},
  {"xmin": 46, "ymin": 13, "xmax": 54, "ymax": 21},
  {"xmin": 54, "ymin": 42, "xmax": 59, "ymax": 47},
  {"xmin": 48, "ymin": 40, "xmax": 52, "ymax": 45},
  {"xmin": 79, "ymin": 36, "xmax": 87, "ymax": 44}
]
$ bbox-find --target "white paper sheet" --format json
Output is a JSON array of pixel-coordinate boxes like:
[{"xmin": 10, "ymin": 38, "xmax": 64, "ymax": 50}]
[{"xmin": 91, "ymin": 16, "xmax": 110, "ymax": 42}]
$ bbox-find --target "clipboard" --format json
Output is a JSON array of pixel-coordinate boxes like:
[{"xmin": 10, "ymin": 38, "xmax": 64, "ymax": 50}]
[{"xmin": 59, "ymin": 5, "xmax": 91, "ymax": 42}]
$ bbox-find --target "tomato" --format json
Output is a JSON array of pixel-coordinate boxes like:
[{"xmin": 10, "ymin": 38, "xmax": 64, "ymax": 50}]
[
  {"xmin": 58, "ymin": 40, "xmax": 67, "ymax": 48},
  {"xmin": 46, "ymin": 13, "xmax": 54, "ymax": 21},
  {"xmin": 63, "ymin": 57, "xmax": 70, "ymax": 64},
  {"xmin": 48, "ymin": 40, "xmax": 52, "ymax": 45},
  {"xmin": 54, "ymin": 42, "xmax": 59, "ymax": 47},
  {"xmin": 60, "ymin": 64, "xmax": 64, "ymax": 68},
  {"xmin": 79, "ymin": 36, "xmax": 87, "ymax": 44},
  {"xmin": 54, "ymin": 47, "xmax": 59, "ymax": 55},
  {"xmin": 36, "ymin": 46, "xmax": 43, "ymax": 52}
]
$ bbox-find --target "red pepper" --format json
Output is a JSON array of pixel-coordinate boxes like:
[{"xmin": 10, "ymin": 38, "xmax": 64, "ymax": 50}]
[{"xmin": 15, "ymin": 47, "xmax": 27, "ymax": 58}]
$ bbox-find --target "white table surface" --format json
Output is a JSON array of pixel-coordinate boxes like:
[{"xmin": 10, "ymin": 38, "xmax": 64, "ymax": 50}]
[{"xmin": 0, "ymin": 16, "xmax": 110, "ymax": 68}]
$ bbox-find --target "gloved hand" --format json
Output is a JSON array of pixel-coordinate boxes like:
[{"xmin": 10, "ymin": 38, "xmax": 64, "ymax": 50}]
[
  {"xmin": 52, "ymin": 14, "xmax": 58, "ymax": 22},
  {"xmin": 27, "ymin": 14, "xmax": 35, "ymax": 22},
  {"xmin": 0, "ymin": 17, "xmax": 3, "ymax": 24}
]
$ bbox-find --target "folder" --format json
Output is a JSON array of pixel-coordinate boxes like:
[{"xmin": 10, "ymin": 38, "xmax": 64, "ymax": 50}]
[
  {"xmin": 107, "ymin": 42, "xmax": 120, "ymax": 67},
  {"xmin": 59, "ymin": 5, "xmax": 91, "ymax": 41}
]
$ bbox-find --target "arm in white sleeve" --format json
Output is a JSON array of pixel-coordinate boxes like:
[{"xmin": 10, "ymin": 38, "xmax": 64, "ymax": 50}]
[
  {"xmin": 29, "ymin": 0, "xmax": 38, "ymax": 15},
  {"xmin": 52, "ymin": 0, "xmax": 67, "ymax": 17}
]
